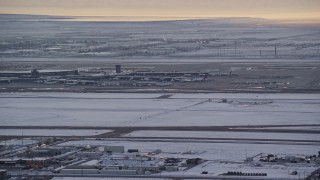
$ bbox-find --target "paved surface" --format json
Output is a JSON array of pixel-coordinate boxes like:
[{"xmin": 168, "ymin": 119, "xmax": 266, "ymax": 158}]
[{"xmin": 1, "ymin": 125, "xmax": 319, "ymax": 146}]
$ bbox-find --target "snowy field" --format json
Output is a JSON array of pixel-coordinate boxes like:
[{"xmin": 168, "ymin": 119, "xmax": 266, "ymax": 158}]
[
  {"xmin": 1, "ymin": 15, "xmax": 319, "ymax": 91},
  {"xmin": 161, "ymin": 160, "xmax": 317, "ymax": 179},
  {"xmin": 232, "ymin": 126, "xmax": 320, "ymax": 131},
  {"xmin": 58, "ymin": 140, "xmax": 319, "ymax": 162},
  {"xmin": 58, "ymin": 139, "xmax": 319, "ymax": 179},
  {"xmin": 53, "ymin": 178, "xmax": 165, "ymax": 180},
  {"xmin": 1, "ymin": 14, "xmax": 319, "ymax": 180},
  {"xmin": 57, "ymin": 139, "xmax": 319, "ymax": 179},
  {"xmin": 0, "ymin": 138, "xmax": 38, "ymax": 146},
  {"xmin": 1, "ymin": 15, "xmax": 320, "ymax": 60},
  {"xmin": 0, "ymin": 92, "xmax": 319, "ymax": 127},
  {"xmin": 2, "ymin": 57, "xmax": 320, "ymax": 64},
  {"xmin": 123, "ymin": 130, "xmax": 320, "ymax": 141},
  {"xmin": 0, "ymin": 129, "xmax": 112, "ymax": 136}
]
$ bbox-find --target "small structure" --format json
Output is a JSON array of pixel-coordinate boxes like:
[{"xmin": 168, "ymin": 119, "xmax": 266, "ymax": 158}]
[
  {"xmin": 0, "ymin": 169, "xmax": 8, "ymax": 179},
  {"xmin": 285, "ymin": 156, "xmax": 296, "ymax": 162},
  {"xmin": 77, "ymin": 152, "xmax": 103, "ymax": 159},
  {"xmin": 165, "ymin": 166, "xmax": 178, "ymax": 171},
  {"xmin": 128, "ymin": 149, "xmax": 139, "ymax": 153},
  {"xmin": 0, "ymin": 69, "xmax": 78, "ymax": 77},
  {"xmin": 245, "ymin": 157, "xmax": 254, "ymax": 162},
  {"xmin": 153, "ymin": 149, "xmax": 162, "ymax": 154},
  {"xmin": 100, "ymin": 169, "xmax": 137, "ymax": 175},
  {"xmin": 104, "ymin": 146, "xmax": 125, "ymax": 153},
  {"xmin": 116, "ymin": 65, "xmax": 121, "ymax": 73},
  {"xmin": 165, "ymin": 158, "xmax": 180, "ymax": 165},
  {"xmin": 29, "ymin": 147, "xmax": 68, "ymax": 157},
  {"xmin": 224, "ymin": 171, "xmax": 267, "ymax": 176},
  {"xmin": 186, "ymin": 158, "xmax": 202, "ymax": 165},
  {"xmin": 60, "ymin": 169, "xmax": 99, "ymax": 174},
  {"xmin": 0, "ymin": 71, "xmax": 30, "ymax": 77},
  {"xmin": 31, "ymin": 69, "xmax": 40, "ymax": 78}
]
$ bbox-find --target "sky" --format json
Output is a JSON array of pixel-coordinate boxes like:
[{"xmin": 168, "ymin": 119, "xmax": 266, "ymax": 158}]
[{"xmin": 0, "ymin": 0, "xmax": 320, "ymax": 21}]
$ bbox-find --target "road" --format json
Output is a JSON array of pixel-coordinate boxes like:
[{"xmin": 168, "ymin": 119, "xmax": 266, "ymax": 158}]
[{"xmin": 1, "ymin": 124, "xmax": 319, "ymax": 146}]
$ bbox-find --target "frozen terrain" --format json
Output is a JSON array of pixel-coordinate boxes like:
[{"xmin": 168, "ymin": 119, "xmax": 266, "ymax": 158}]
[
  {"xmin": 1, "ymin": 15, "xmax": 319, "ymax": 94},
  {"xmin": 0, "ymin": 129, "xmax": 112, "ymax": 136},
  {"xmin": 58, "ymin": 139, "xmax": 319, "ymax": 179},
  {"xmin": 53, "ymin": 178, "xmax": 165, "ymax": 180},
  {"xmin": 0, "ymin": 92, "xmax": 319, "ymax": 127},
  {"xmin": 58, "ymin": 140, "xmax": 319, "ymax": 162},
  {"xmin": 0, "ymin": 138, "xmax": 38, "ymax": 146},
  {"xmin": 0, "ymin": 14, "xmax": 319, "ymax": 179},
  {"xmin": 1, "ymin": 14, "xmax": 319, "ymax": 61},
  {"xmin": 124, "ymin": 130, "xmax": 320, "ymax": 141},
  {"xmin": 162, "ymin": 160, "xmax": 317, "ymax": 179}
]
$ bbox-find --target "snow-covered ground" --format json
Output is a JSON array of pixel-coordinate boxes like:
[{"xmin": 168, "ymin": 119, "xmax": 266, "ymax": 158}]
[
  {"xmin": 0, "ymin": 138, "xmax": 38, "ymax": 146},
  {"xmin": 0, "ymin": 92, "xmax": 161, "ymax": 99},
  {"xmin": 57, "ymin": 140, "xmax": 319, "ymax": 179},
  {"xmin": 162, "ymin": 160, "xmax": 317, "ymax": 179},
  {"xmin": 58, "ymin": 140, "xmax": 319, "ymax": 162},
  {"xmin": 53, "ymin": 178, "xmax": 165, "ymax": 180},
  {"xmin": 0, "ymin": 129, "xmax": 112, "ymax": 136},
  {"xmin": 1, "ymin": 15, "xmax": 320, "ymax": 60},
  {"xmin": 123, "ymin": 130, "xmax": 320, "ymax": 141},
  {"xmin": 2, "ymin": 57, "xmax": 320, "ymax": 63},
  {"xmin": 0, "ymin": 92, "xmax": 319, "ymax": 127},
  {"xmin": 232, "ymin": 126, "xmax": 320, "ymax": 131}
]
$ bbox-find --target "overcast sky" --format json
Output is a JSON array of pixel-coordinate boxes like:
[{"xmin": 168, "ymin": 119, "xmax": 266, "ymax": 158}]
[{"xmin": 0, "ymin": 0, "xmax": 320, "ymax": 20}]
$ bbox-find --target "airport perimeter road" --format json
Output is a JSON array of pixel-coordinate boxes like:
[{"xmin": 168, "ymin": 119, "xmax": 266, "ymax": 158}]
[
  {"xmin": 1, "ymin": 124, "xmax": 320, "ymax": 135},
  {"xmin": 10, "ymin": 172, "xmax": 291, "ymax": 180},
  {"xmin": 1, "ymin": 125, "xmax": 319, "ymax": 146}
]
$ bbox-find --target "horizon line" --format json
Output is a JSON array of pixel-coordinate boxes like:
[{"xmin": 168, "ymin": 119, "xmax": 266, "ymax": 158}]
[{"xmin": 1, "ymin": 13, "xmax": 320, "ymax": 24}]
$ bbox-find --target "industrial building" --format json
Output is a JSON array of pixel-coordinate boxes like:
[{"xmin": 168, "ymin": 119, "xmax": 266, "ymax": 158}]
[
  {"xmin": 1, "ymin": 137, "xmax": 319, "ymax": 179},
  {"xmin": 0, "ymin": 69, "xmax": 78, "ymax": 77},
  {"xmin": 104, "ymin": 146, "xmax": 125, "ymax": 153},
  {"xmin": 0, "ymin": 169, "xmax": 8, "ymax": 179},
  {"xmin": 0, "ymin": 65, "xmax": 213, "ymax": 89},
  {"xmin": 28, "ymin": 147, "xmax": 68, "ymax": 157}
]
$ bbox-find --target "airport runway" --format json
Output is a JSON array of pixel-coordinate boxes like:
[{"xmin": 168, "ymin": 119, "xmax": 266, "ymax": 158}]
[{"xmin": 1, "ymin": 125, "xmax": 319, "ymax": 146}]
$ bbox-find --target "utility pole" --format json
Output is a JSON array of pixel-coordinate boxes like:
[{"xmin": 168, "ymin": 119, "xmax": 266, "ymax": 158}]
[
  {"xmin": 260, "ymin": 49, "xmax": 262, "ymax": 56},
  {"xmin": 275, "ymin": 44, "xmax": 277, "ymax": 56}
]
